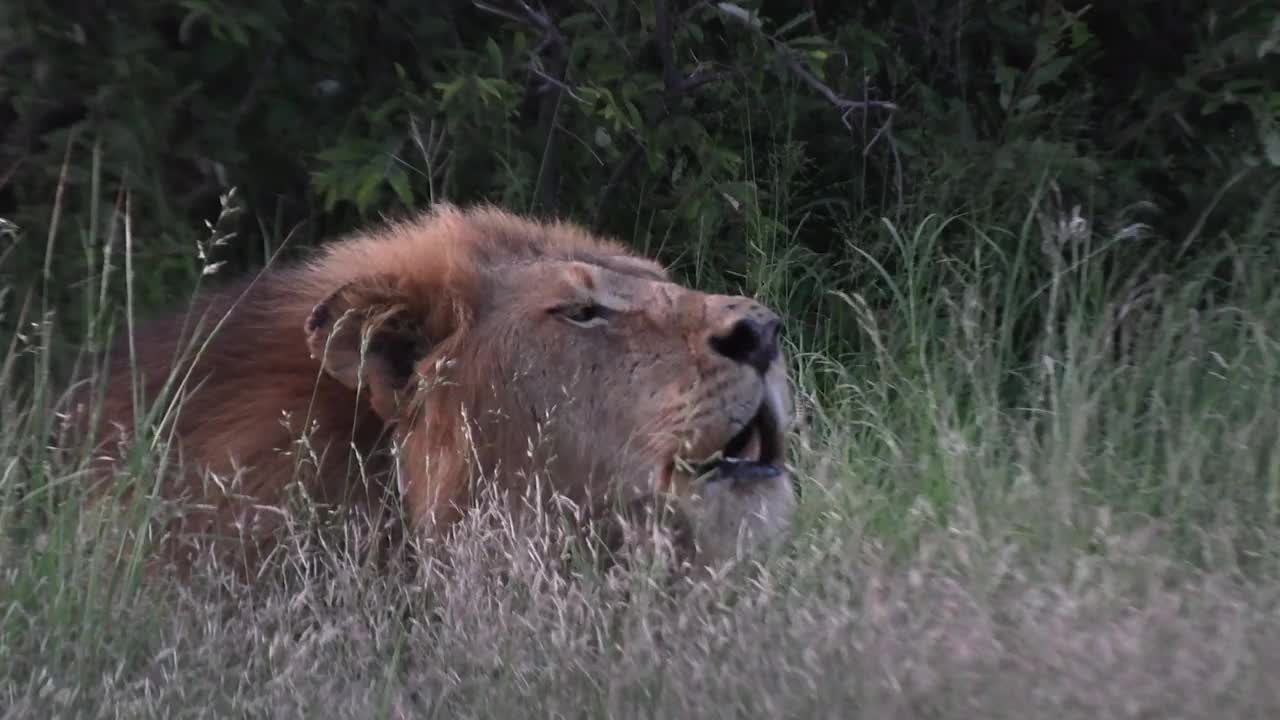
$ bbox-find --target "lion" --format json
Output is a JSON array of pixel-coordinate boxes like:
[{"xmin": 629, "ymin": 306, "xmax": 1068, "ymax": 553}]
[{"xmin": 79, "ymin": 204, "xmax": 797, "ymax": 576}]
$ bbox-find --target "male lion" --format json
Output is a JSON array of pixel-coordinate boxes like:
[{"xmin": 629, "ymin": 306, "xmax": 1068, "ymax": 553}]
[{"xmin": 81, "ymin": 205, "xmax": 796, "ymax": 575}]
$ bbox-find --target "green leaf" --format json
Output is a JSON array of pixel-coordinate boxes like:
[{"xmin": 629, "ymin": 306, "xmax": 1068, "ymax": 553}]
[
  {"xmin": 266, "ymin": 103, "xmax": 299, "ymax": 134},
  {"xmin": 560, "ymin": 12, "xmax": 596, "ymax": 31},
  {"xmin": 485, "ymin": 37, "xmax": 503, "ymax": 74},
  {"xmin": 354, "ymin": 170, "xmax": 383, "ymax": 214},
  {"xmin": 434, "ymin": 79, "xmax": 465, "ymax": 107},
  {"xmin": 1016, "ymin": 94, "xmax": 1042, "ymax": 112},
  {"xmin": 387, "ymin": 167, "xmax": 414, "ymax": 205},
  {"xmin": 1069, "ymin": 18, "xmax": 1094, "ymax": 49},
  {"xmin": 995, "ymin": 64, "xmax": 1018, "ymax": 110},
  {"xmin": 1263, "ymin": 129, "xmax": 1280, "ymax": 167},
  {"xmin": 646, "ymin": 141, "xmax": 666, "ymax": 174},
  {"xmin": 1031, "ymin": 56, "xmax": 1073, "ymax": 89},
  {"xmin": 774, "ymin": 12, "xmax": 814, "ymax": 38}
]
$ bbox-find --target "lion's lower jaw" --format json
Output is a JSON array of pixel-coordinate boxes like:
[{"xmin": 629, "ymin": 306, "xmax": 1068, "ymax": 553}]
[
  {"xmin": 681, "ymin": 470, "xmax": 798, "ymax": 573},
  {"xmin": 579, "ymin": 472, "xmax": 795, "ymax": 580}
]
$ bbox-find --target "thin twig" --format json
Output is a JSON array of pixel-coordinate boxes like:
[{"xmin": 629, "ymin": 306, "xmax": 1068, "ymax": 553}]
[
  {"xmin": 592, "ymin": 0, "xmax": 735, "ymax": 227},
  {"xmin": 474, "ymin": 0, "xmax": 569, "ymax": 213},
  {"xmin": 592, "ymin": 146, "xmax": 644, "ymax": 230},
  {"xmin": 675, "ymin": 69, "xmax": 731, "ymax": 96},
  {"xmin": 654, "ymin": 0, "xmax": 681, "ymax": 101},
  {"xmin": 474, "ymin": 0, "xmax": 562, "ymax": 41},
  {"xmin": 472, "ymin": 1, "xmax": 532, "ymax": 27},
  {"xmin": 408, "ymin": 116, "xmax": 452, "ymax": 203},
  {"xmin": 786, "ymin": 53, "xmax": 897, "ymax": 117},
  {"xmin": 529, "ymin": 65, "xmax": 586, "ymax": 104},
  {"xmin": 591, "ymin": 61, "xmax": 733, "ymax": 230},
  {"xmin": 717, "ymin": 2, "xmax": 897, "ymax": 127}
]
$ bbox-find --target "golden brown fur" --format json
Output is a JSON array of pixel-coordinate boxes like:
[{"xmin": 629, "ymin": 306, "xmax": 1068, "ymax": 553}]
[{"xmin": 79, "ymin": 205, "xmax": 796, "ymax": 574}]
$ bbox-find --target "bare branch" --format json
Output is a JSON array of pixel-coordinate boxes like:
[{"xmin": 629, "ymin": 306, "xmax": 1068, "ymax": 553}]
[
  {"xmin": 591, "ymin": 63, "xmax": 732, "ymax": 230},
  {"xmin": 475, "ymin": 0, "xmax": 563, "ymax": 42},
  {"xmin": 716, "ymin": 2, "xmax": 897, "ymax": 125},
  {"xmin": 592, "ymin": 145, "xmax": 643, "ymax": 231},
  {"xmin": 472, "ymin": 1, "xmax": 570, "ymax": 213},
  {"xmin": 529, "ymin": 65, "xmax": 586, "ymax": 104},
  {"xmin": 675, "ymin": 69, "xmax": 732, "ymax": 96},
  {"xmin": 783, "ymin": 53, "xmax": 898, "ymax": 122},
  {"xmin": 654, "ymin": 0, "xmax": 681, "ymax": 100},
  {"xmin": 471, "ymin": 1, "xmax": 530, "ymax": 27}
]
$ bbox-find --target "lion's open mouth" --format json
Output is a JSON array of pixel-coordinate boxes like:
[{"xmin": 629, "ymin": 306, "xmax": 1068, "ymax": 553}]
[{"xmin": 694, "ymin": 392, "xmax": 786, "ymax": 482}]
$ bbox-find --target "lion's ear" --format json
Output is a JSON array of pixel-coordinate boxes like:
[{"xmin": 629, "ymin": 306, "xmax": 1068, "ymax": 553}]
[{"xmin": 305, "ymin": 276, "xmax": 431, "ymax": 420}]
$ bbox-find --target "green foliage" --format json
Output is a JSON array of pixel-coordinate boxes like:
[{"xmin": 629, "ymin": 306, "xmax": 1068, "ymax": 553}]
[
  {"xmin": 3, "ymin": 2, "xmax": 1276, "ymax": 316},
  {"xmin": 4, "ymin": 181, "xmax": 1280, "ymax": 717},
  {"xmin": 2, "ymin": 4, "xmax": 1280, "ymax": 710},
  {"xmin": 0, "ymin": 1, "xmax": 1277, "ymax": 391}
]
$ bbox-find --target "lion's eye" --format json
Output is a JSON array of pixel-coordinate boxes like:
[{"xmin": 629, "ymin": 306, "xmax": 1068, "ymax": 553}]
[{"xmin": 553, "ymin": 302, "xmax": 612, "ymax": 327}]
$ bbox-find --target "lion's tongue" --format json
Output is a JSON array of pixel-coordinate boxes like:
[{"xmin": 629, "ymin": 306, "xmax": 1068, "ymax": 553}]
[
  {"xmin": 690, "ymin": 398, "xmax": 784, "ymax": 480},
  {"xmin": 713, "ymin": 456, "xmax": 784, "ymax": 482}
]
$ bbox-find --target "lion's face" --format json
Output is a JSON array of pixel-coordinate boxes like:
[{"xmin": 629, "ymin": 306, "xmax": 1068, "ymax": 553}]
[
  {"xmin": 302, "ymin": 207, "xmax": 794, "ymax": 541},
  {"xmin": 456, "ymin": 257, "xmax": 793, "ymax": 507}
]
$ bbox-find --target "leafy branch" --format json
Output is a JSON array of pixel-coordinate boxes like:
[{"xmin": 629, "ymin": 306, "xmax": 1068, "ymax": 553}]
[
  {"xmin": 715, "ymin": 2, "xmax": 898, "ymax": 128},
  {"xmin": 473, "ymin": 1, "xmax": 569, "ymax": 213}
]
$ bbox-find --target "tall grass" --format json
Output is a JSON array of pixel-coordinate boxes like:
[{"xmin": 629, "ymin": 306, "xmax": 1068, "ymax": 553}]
[{"xmin": 2, "ymin": 155, "xmax": 1279, "ymax": 717}]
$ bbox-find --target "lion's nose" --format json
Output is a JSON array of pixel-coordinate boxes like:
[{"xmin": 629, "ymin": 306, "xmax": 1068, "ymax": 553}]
[{"xmin": 709, "ymin": 313, "xmax": 782, "ymax": 375}]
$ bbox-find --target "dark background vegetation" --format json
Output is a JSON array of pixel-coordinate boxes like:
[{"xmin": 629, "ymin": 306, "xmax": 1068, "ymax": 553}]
[
  {"xmin": 3, "ymin": 6, "xmax": 1280, "ymax": 714},
  {"xmin": 1, "ymin": 0, "xmax": 1277, "ymax": 367}
]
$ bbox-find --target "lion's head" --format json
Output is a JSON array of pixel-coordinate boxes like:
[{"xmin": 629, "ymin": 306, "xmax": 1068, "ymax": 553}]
[
  {"xmin": 83, "ymin": 204, "xmax": 796, "ymax": 573},
  {"xmin": 299, "ymin": 205, "xmax": 796, "ymax": 556}
]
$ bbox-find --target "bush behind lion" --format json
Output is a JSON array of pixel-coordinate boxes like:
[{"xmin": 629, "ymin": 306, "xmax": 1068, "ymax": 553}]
[{"xmin": 2, "ymin": 0, "xmax": 1280, "ymax": 716}]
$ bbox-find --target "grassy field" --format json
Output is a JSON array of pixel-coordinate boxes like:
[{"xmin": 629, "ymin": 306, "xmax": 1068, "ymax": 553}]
[{"xmin": 2, "ymin": 173, "xmax": 1279, "ymax": 718}]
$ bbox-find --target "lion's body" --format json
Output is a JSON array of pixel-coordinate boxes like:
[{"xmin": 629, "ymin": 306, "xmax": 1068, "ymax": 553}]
[
  {"xmin": 91, "ymin": 268, "xmax": 395, "ymax": 569},
  {"xmin": 82, "ymin": 205, "xmax": 796, "ymax": 574}
]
